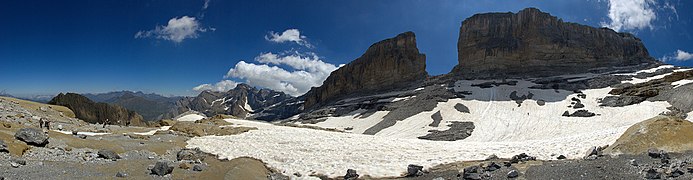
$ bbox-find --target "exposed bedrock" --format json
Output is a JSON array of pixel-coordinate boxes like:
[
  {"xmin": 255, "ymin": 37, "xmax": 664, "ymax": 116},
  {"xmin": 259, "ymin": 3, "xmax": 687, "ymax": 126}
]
[
  {"xmin": 452, "ymin": 7, "xmax": 657, "ymax": 79},
  {"xmin": 303, "ymin": 32, "xmax": 428, "ymax": 110},
  {"xmin": 601, "ymin": 70, "xmax": 693, "ymax": 111},
  {"xmin": 418, "ymin": 122, "xmax": 475, "ymax": 141}
]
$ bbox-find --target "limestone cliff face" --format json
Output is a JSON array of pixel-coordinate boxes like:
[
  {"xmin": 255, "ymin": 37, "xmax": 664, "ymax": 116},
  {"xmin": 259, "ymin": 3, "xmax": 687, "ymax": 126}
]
[
  {"xmin": 303, "ymin": 32, "xmax": 427, "ymax": 109},
  {"xmin": 452, "ymin": 8, "xmax": 656, "ymax": 79},
  {"xmin": 48, "ymin": 93, "xmax": 145, "ymax": 126}
]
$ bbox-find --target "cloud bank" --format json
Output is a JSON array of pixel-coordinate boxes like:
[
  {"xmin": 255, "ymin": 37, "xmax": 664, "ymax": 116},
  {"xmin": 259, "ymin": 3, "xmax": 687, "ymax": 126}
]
[
  {"xmin": 661, "ymin": 50, "xmax": 693, "ymax": 62},
  {"xmin": 223, "ymin": 52, "xmax": 338, "ymax": 96},
  {"xmin": 194, "ymin": 52, "xmax": 339, "ymax": 96},
  {"xmin": 192, "ymin": 80, "xmax": 238, "ymax": 92},
  {"xmin": 265, "ymin": 29, "xmax": 312, "ymax": 48}
]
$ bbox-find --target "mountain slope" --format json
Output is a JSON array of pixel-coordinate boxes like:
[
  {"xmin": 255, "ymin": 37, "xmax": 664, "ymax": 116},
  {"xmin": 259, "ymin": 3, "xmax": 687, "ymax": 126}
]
[
  {"xmin": 48, "ymin": 93, "xmax": 145, "ymax": 126},
  {"xmin": 82, "ymin": 91, "xmax": 181, "ymax": 121},
  {"xmin": 164, "ymin": 84, "xmax": 295, "ymax": 120}
]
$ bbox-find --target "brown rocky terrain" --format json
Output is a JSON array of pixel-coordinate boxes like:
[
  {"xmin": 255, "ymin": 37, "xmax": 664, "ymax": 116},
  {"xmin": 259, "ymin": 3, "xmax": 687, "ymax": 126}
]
[
  {"xmin": 452, "ymin": 8, "xmax": 657, "ymax": 79},
  {"xmin": 48, "ymin": 93, "xmax": 145, "ymax": 126},
  {"xmin": 303, "ymin": 31, "xmax": 428, "ymax": 109},
  {"xmin": 606, "ymin": 115, "xmax": 693, "ymax": 155}
]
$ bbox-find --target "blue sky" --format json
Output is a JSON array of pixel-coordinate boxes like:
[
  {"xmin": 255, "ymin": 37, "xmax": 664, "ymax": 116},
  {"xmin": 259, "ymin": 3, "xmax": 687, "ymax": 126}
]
[{"xmin": 1, "ymin": 0, "xmax": 691, "ymax": 97}]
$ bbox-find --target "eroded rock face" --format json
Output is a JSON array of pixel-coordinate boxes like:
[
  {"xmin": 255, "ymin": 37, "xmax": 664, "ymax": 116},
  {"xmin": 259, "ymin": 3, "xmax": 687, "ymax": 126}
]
[
  {"xmin": 303, "ymin": 32, "xmax": 427, "ymax": 109},
  {"xmin": 452, "ymin": 8, "xmax": 656, "ymax": 79}
]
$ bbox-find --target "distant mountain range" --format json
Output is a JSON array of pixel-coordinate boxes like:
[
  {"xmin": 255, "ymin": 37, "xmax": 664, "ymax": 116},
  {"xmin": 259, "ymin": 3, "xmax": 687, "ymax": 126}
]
[
  {"xmin": 163, "ymin": 84, "xmax": 300, "ymax": 121},
  {"xmin": 82, "ymin": 91, "xmax": 183, "ymax": 121}
]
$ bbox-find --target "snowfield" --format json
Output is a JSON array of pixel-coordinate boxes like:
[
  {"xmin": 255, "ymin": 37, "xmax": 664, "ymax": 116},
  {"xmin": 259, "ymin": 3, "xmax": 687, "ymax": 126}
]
[{"xmin": 185, "ymin": 66, "xmax": 686, "ymax": 178}]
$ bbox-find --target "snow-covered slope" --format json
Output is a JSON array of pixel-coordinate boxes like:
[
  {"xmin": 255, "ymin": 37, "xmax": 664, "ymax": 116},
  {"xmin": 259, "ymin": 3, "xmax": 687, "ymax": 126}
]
[{"xmin": 185, "ymin": 65, "xmax": 691, "ymax": 178}]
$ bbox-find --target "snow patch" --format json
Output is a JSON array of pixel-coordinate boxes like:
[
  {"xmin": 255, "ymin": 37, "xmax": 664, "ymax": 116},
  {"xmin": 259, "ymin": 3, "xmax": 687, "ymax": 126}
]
[
  {"xmin": 54, "ymin": 130, "xmax": 110, "ymax": 136},
  {"xmin": 671, "ymin": 79, "xmax": 693, "ymax": 88},
  {"xmin": 133, "ymin": 126, "xmax": 171, "ymax": 136},
  {"xmin": 176, "ymin": 114, "xmax": 205, "ymax": 122}
]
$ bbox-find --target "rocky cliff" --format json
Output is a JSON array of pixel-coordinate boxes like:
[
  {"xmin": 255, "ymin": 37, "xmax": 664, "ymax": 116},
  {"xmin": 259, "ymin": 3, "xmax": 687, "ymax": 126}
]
[
  {"xmin": 164, "ymin": 84, "xmax": 294, "ymax": 120},
  {"xmin": 303, "ymin": 32, "xmax": 428, "ymax": 109},
  {"xmin": 48, "ymin": 93, "xmax": 145, "ymax": 126},
  {"xmin": 452, "ymin": 8, "xmax": 657, "ymax": 79}
]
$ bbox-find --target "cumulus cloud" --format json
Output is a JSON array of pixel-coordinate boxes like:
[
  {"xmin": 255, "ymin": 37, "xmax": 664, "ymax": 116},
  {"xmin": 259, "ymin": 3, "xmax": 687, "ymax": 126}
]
[
  {"xmin": 222, "ymin": 52, "xmax": 339, "ymax": 96},
  {"xmin": 193, "ymin": 80, "xmax": 239, "ymax": 92},
  {"xmin": 601, "ymin": 0, "xmax": 657, "ymax": 32},
  {"xmin": 135, "ymin": 16, "xmax": 211, "ymax": 43},
  {"xmin": 661, "ymin": 50, "xmax": 693, "ymax": 62},
  {"xmin": 265, "ymin": 29, "xmax": 312, "ymax": 48}
]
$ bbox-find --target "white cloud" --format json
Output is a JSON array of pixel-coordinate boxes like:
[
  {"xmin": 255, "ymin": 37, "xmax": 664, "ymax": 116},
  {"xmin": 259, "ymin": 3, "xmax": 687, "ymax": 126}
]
[
  {"xmin": 222, "ymin": 52, "xmax": 339, "ymax": 96},
  {"xmin": 135, "ymin": 16, "xmax": 210, "ymax": 43},
  {"xmin": 661, "ymin": 50, "xmax": 693, "ymax": 62},
  {"xmin": 600, "ymin": 0, "xmax": 657, "ymax": 32},
  {"xmin": 193, "ymin": 80, "xmax": 239, "ymax": 92},
  {"xmin": 265, "ymin": 29, "xmax": 312, "ymax": 48},
  {"xmin": 203, "ymin": 0, "xmax": 210, "ymax": 10}
]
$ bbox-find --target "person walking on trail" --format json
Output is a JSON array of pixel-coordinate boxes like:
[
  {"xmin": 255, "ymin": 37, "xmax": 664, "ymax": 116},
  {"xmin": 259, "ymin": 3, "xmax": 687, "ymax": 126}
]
[
  {"xmin": 103, "ymin": 119, "xmax": 110, "ymax": 128},
  {"xmin": 39, "ymin": 118, "xmax": 44, "ymax": 129},
  {"xmin": 44, "ymin": 119, "xmax": 50, "ymax": 130}
]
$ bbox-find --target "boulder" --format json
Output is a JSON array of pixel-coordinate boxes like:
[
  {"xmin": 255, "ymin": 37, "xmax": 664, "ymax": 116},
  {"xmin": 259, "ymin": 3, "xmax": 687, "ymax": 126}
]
[
  {"xmin": 485, "ymin": 162, "xmax": 501, "ymax": 171},
  {"xmin": 193, "ymin": 164, "xmax": 204, "ymax": 172},
  {"xmin": 452, "ymin": 7, "xmax": 656, "ymax": 79},
  {"xmin": 179, "ymin": 162, "xmax": 192, "ymax": 170},
  {"xmin": 454, "ymin": 103, "xmax": 471, "ymax": 113},
  {"xmin": 97, "ymin": 149, "xmax": 121, "ymax": 160},
  {"xmin": 344, "ymin": 169, "xmax": 359, "ymax": 180},
  {"xmin": 0, "ymin": 140, "xmax": 7, "ymax": 153},
  {"xmin": 463, "ymin": 165, "xmax": 482, "ymax": 180},
  {"xmin": 584, "ymin": 146, "xmax": 599, "ymax": 159},
  {"xmin": 557, "ymin": 155, "xmax": 566, "ymax": 160},
  {"xmin": 14, "ymin": 128, "xmax": 49, "ymax": 146},
  {"xmin": 507, "ymin": 170, "xmax": 519, "ymax": 178},
  {"xmin": 304, "ymin": 32, "xmax": 428, "ymax": 109},
  {"xmin": 177, "ymin": 148, "xmax": 206, "ymax": 161},
  {"xmin": 151, "ymin": 161, "xmax": 174, "ymax": 176},
  {"xmin": 115, "ymin": 172, "xmax": 128, "ymax": 178},
  {"xmin": 644, "ymin": 168, "xmax": 661, "ymax": 179},
  {"xmin": 570, "ymin": 110, "xmax": 596, "ymax": 117},
  {"xmin": 406, "ymin": 164, "xmax": 424, "ymax": 177}
]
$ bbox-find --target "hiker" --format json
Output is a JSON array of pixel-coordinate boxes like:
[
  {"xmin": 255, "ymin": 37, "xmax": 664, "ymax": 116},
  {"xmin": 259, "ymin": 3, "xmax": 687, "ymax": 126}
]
[
  {"xmin": 44, "ymin": 119, "xmax": 50, "ymax": 130},
  {"xmin": 39, "ymin": 118, "xmax": 44, "ymax": 129},
  {"xmin": 103, "ymin": 118, "xmax": 109, "ymax": 128}
]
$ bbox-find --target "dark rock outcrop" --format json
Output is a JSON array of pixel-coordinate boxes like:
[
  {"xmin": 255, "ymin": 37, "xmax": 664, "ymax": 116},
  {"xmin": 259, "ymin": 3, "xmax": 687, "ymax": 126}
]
[
  {"xmin": 48, "ymin": 93, "xmax": 145, "ymax": 126},
  {"xmin": 14, "ymin": 128, "xmax": 49, "ymax": 146},
  {"xmin": 97, "ymin": 149, "xmax": 121, "ymax": 160},
  {"xmin": 418, "ymin": 121, "xmax": 475, "ymax": 141},
  {"xmin": 303, "ymin": 32, "xmax": 428, "ymax": 109},
  {"xmin": 452, "ymin": 8, "xmax": 656, "ymax": 79},
  {"xmin": 165, "ymin": 84, "xmax": 295, "ymax": 120},
  {"xmin": 151, "ymin": 161, "xmax": 174, "ymax": 176}
]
